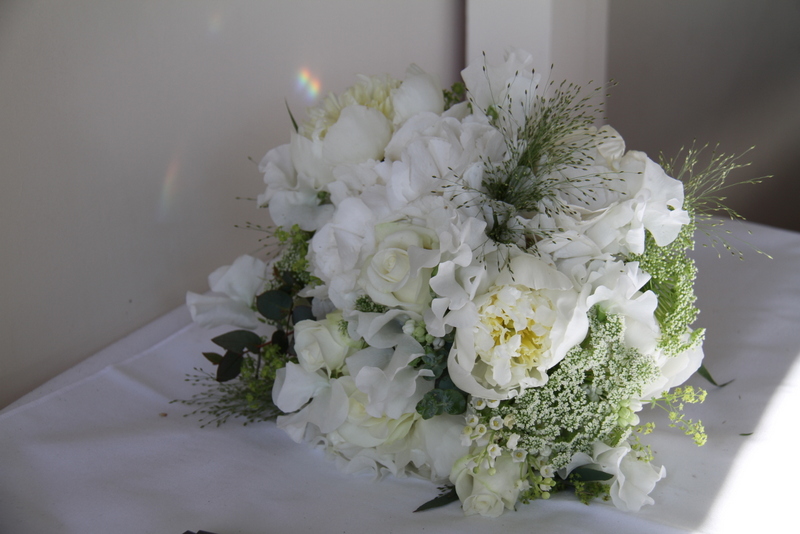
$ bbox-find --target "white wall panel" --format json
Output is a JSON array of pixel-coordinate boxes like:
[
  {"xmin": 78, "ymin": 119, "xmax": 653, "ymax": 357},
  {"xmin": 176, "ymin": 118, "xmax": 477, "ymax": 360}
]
[
  {"xmin": 466, "ymin": 0, "xmax": 608, "ymax": 94},
  {"xmin": 0, "ymin": 0, "xmax": 464, "ymax": 407}
]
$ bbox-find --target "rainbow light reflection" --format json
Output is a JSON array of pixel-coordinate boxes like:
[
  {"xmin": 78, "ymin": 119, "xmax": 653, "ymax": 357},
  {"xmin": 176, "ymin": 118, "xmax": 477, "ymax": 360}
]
[
  {"xmin": 158, "ymin": 150, "xmax": 182, "ymax": 222},
  {"xmin": 297, "ymin": 68, "xmax": 321, "ymax": 100}
]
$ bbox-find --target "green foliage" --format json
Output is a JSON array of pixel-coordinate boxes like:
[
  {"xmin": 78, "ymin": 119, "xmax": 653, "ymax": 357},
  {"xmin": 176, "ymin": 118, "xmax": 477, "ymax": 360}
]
[
  {"xmin": 442, "ymin": 81, "xmax": 466, "ymax": 110},
  {"xmin": 256, "ymin": 290, "xmax": 293, "ymax": 323},
  {"xmin": 661, "ymin": 143, "xmax": 771, "ymax": 259},
  {"xmin": 569, "ymin": 477, "xmax": 611, "ymax": 505},
  {"xmin": 649, "ymin": 385, "xmax": 708, "ymax": 446},
  {"xmin": 474, "ymin": 76, "xmax": 611, "ymax": 248},
  {"xmin": 273, "ymin": 224, "xmax": 319, "ymax": 290},
  {"xmin": 631, "ymin": 224, "xmax": 703, "ymax": 356},
  {"xmin": 697, "ymin": 363, "xmax": 733, "ymax": 387},
  {"xmin": 211, "ymin": 330, "xmax": 262, "ymax": 354},
  {"xmin": 518, "ymin": 472, "xmax": 557, "ymax": 503},
  {"xmin": 416, "ymin": 388, "xmax": 467, "ymax": 419},
  {"xmin": 414, "ymin": 486, "xmax": 459, "ymax": 512},
  {"xmin": 181, "ymin": 224, "xmax": 318, "ymax": 425},
  {"xmin": 354, "ymin": 295, "xmax": 389, "ymax": 314}
]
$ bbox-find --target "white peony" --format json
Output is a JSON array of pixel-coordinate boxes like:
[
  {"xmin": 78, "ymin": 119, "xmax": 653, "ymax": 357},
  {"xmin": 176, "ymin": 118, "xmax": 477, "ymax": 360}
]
[{"xmin": 448, "ymin": 253, "xmax": 589, "ymax": 399}]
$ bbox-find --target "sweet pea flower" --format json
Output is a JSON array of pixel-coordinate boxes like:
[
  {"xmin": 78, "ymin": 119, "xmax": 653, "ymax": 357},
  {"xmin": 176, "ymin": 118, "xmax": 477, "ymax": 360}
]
[
  {"xmin": 564, "ymin": 442, "xmax": 666, "ymax": 512},
  {"xmin": 185, "ymin": 255, "xmax": 268, "ymax": 329}
]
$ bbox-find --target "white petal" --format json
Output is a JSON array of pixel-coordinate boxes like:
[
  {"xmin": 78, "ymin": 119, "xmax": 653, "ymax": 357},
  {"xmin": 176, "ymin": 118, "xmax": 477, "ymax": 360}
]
[{"xmin": 323, "ymin": 105, "xmax": 392, "ymax": 165}]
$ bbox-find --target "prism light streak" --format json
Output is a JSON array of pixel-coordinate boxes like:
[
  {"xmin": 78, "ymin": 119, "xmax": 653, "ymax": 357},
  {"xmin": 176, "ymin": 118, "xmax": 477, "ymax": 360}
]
[
  {"xmin": 158, "ymin": 150, "xmax": 182, "ymax": 222},
  {"xmin": 297, "ymin": 68, "xmax": 321, "ymax": 100}
]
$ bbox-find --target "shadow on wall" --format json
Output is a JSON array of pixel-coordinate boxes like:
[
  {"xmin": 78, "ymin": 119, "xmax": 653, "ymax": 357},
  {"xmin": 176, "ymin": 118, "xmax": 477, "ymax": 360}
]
[{"xmin": 606, "ymin": 0, "xmax": 800, "ymax": 232}]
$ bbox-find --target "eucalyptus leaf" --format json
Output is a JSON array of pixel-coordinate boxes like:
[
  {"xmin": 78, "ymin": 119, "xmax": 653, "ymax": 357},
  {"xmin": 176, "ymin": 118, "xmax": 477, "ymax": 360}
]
[
  {"xmin": 216, "ymin": 350, "xmax": 243, "ymax": 382},
  {"xmin": 280, "ymin": 271, "xmax": 296, "ymax": 293},
  {"xmin": 202, "ymin": 352, "xmax": 223, "ymax": 365},
  {"xmin": 416, "ymin": 388, "xmax": 467, "ymax": 419},
  {"xmin": 211, "ymin": 330, "xmax": 262, "ymax": 354},
  {"xmin": 256, "ymin": 289, "xmax": 293, "ymax": 322},
  {"xmin": 292, "ymin": 305, "xmax": 314, "ymax": 325},
  {"xmin": 271, "ymin": 329, "xmax": 289, "ymax": 353},
  {"xmin": 413, "ymin": 486, "xmax": 459, "ymax": 512}
]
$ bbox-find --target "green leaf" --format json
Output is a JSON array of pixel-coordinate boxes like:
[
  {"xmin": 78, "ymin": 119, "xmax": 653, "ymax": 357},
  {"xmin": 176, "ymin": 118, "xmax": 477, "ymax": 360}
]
[
  {"xmin": 415, "ymin": 388, "xmax": 467, "ymax": 419},
  {"xmin": 285, "ymin": 99, "xmax": 298, "ymax": 133},
  {"xmin": 279, "ymin": 271, "xmax": 296, "ymax": 294},
  {"xmin": 436, "ymin": 373, "xmax": 457, "ymax": 390},
  {"xmin": 216, "ymin": 350, "xmax": 243, "ymax": 382},
  {"xmin": 256, "ymin": 290, "xmax": 293, "ymax": 322},
  {"xmin": 416, "ymin": 393, "xmax": 440, "ymax": 419},
  {"xmin": 570, "ymin": 466, "xmax": 614, "ymax": 482},
  {"xmin": 292, "ymin": 304, "xmax": 314, "ymax": 325},
  {"xmin": 202, "ymin": 352, "xmax": 223, "ymax": 365},
  {"xmin": 740, "ymin": 432, "xmax": 753, "ymax": 436},
  {"xmin": 441, "ymin": 388, "xmax": 467, "ymax": 415},
  {"xmin": 413, "ymin": 486, "xmax": 459, "ymax": 512},
  {"xmin": 211, "ymin": 330, "xmax": 262, "ymax": 354},
  {"xmin": 271, "ymin": 329, "xmax": 289, "ymax": 353},
  {"xmin": 697, "ymin": 363, "xmax": 734, "ymax": 387}
]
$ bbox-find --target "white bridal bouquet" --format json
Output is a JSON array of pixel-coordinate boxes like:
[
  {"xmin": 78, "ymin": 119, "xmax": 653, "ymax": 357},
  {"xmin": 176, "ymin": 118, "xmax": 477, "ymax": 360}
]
[{"xmin": 182, "ymin": 49, "xmax": 750, "ymax": 517}]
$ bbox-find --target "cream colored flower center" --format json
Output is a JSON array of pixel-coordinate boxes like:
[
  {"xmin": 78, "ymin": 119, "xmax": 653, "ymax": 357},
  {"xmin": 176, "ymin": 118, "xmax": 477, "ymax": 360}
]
[
  {"xmin": 477, "ymin": 285, "xmax": 556, "ymax": 372},
  {"xmin": 300, "ymin": 74, "xmax": 401, "ymax": 140}
]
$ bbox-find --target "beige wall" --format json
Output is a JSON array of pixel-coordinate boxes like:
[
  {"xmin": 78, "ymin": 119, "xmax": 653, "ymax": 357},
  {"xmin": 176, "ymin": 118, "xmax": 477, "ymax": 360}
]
[
  {"xmin": 0, "ymin": 0, "xmax": 464, "ymax": 407},
  {"xmin": 607, "ymin": 0, "xmax": 800, "ymax": 232}
]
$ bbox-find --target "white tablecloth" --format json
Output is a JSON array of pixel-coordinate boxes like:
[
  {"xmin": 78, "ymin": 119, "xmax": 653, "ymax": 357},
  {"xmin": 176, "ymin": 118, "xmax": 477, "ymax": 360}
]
[{"xmin": 2, "ymin": 221, "xmax": 799, "ymax": 534}]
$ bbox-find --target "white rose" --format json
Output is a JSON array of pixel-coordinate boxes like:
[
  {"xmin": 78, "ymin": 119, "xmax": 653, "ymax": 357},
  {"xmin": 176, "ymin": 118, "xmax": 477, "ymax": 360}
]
[
  {"xmin": 332, "ymin": 376, "xmax": 419, "ymax": 449},
  {"xmin": 294, "ymin": 312, "xmax": 359, "ymax": 376},
  {"xmin": 450, "ymin": 452, "xmax": 526, "ymax": 517},
  {"xmin": 448, "ymin": 254, "xmax": 589, "ymax": 399},
  {"xmin": 361, "ymin": 221, "xmax": 440, "ymax": 313}
]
